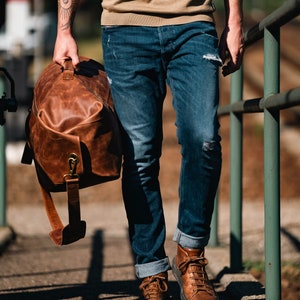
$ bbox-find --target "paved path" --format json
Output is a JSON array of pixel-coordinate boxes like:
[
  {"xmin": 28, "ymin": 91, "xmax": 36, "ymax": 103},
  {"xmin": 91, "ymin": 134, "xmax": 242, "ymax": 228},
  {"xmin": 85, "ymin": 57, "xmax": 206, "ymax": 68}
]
[{"xmin": 0, "ymin": 199, "xmax": 299, "ymax": 299}]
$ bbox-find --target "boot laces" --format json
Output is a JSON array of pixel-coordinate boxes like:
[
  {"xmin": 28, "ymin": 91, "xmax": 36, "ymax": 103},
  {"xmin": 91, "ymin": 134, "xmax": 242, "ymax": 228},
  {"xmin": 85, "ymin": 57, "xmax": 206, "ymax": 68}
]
[
  {"xmin": 178, "ymin": 256, "xmax": 215, "ymax": 295},
  {"xmin": 139, "ymin": 273, "xmax": 168, "ymax": 299}
]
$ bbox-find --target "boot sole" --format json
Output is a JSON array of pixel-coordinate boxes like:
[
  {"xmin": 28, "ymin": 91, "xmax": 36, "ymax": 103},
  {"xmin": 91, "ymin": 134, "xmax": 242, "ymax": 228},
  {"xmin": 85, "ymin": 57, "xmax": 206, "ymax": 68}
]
[{"xmin": 171, "ymin": 257, "xmax": 187, "ymax": 300}]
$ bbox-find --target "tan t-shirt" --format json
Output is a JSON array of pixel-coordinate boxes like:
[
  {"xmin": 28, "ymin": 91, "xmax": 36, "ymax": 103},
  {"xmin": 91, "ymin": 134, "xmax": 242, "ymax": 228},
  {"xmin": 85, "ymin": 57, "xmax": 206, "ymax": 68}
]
[{"xmin": 101, "ymin": 0, "xmax": 216, "ymax": 26}]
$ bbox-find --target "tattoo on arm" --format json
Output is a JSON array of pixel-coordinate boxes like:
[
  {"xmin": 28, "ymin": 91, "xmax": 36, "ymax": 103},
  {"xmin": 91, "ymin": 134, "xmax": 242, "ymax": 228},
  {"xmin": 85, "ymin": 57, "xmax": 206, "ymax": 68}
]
[{"xmin": 58, "ymin": 0, "xmax": 79, "ymax": 31}]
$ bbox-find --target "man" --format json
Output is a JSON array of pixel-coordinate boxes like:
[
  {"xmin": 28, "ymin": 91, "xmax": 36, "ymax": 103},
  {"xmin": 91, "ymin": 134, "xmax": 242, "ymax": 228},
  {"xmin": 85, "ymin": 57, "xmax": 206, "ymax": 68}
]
[{"xmin": 54, "ymin": 0, "xmax": 243, "ymax": 299}]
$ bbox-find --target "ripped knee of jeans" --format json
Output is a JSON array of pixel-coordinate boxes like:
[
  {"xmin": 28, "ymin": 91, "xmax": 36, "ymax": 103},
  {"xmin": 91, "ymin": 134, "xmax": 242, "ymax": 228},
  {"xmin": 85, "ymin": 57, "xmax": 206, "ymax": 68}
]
[{"xmin": 202, "ymin": 141, "xmax": 218, "ymax": 152}]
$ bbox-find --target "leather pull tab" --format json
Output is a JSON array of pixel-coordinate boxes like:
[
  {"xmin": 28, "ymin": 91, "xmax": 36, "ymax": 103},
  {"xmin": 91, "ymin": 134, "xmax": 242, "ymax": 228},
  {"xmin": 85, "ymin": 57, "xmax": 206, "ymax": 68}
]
[{"xmin": 63, "ymin": 59, "xmax": 75, "ymax": 80}]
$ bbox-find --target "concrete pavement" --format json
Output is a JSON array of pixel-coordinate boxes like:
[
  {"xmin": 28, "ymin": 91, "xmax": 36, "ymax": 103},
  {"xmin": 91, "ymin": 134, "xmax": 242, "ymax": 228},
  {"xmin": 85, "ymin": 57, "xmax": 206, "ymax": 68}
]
[{"xmin": 1, "ymin": 198, "xmax": 300, "ymax": 299}]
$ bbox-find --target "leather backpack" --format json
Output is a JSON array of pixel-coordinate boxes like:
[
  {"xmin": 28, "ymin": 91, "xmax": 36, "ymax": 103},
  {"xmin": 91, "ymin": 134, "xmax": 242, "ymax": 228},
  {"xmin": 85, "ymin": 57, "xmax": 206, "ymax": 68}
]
[{"xmin": 22, "ymin": 57, "xmax": 122, "ymax": 246}]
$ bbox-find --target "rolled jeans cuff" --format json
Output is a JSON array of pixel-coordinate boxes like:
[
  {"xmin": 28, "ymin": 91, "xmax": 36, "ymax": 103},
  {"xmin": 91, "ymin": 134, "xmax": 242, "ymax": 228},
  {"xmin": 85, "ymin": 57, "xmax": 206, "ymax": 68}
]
[
  {"xmin": 135, "ymin": 257, "xmax": 170, "ymax": 279},
  {"xmin": 173, "ymin": 227, "xmax": 210, "ymax": 249}
]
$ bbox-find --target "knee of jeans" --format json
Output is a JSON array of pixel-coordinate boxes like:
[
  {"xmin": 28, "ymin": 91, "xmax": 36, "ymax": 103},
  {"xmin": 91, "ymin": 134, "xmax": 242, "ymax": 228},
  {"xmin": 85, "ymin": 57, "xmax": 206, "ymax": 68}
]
[
  {"xmin": 180, "ymin": 136, "xmax": 221, "ymax": 159},
  {"xmin": 178, "ymin": 127, "xmax": 220, "ymax": 150},
  {"xmin": 199, "ymin": 140, "xmax": 221, "ymax": 158},
  {"xmin": 202, "ymin": 140, "xmax": 220, "ymax": 152}
]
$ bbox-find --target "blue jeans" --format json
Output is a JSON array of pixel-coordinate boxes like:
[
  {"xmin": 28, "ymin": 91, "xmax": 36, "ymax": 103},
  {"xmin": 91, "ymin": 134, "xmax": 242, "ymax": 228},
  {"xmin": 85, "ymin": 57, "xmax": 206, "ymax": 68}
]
[{"xmin": 101, "ymin": 21, "xmax": 222, "ymax": 278}]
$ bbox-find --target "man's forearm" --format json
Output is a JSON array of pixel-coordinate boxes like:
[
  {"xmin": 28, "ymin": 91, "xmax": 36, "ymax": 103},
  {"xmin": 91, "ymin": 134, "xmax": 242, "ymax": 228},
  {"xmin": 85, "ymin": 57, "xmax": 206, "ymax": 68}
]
[
  {"xmin": 54, "ymin": 0, "xmax": 80, "ymax": 65},
  {"xmin": 224, "ymin": 0, "xmax": 243, "ymax": 25},
  {"xmin": 57, "ymin": 0, "xmax": 79, "ymax": 34}
]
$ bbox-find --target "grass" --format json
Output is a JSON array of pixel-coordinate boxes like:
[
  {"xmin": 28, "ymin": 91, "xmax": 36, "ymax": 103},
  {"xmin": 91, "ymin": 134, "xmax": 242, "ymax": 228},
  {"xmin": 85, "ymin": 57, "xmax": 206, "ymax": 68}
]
[{"xmin": 244, "ymin": 260, "xmax": 300, "ymax": 285}]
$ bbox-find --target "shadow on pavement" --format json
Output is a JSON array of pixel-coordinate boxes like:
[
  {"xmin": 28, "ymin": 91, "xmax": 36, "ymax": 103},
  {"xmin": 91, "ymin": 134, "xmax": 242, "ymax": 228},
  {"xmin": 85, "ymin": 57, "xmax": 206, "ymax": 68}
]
[{"xmin": 0, "ymin": 229, "xmax": 182, "ymax": 299}]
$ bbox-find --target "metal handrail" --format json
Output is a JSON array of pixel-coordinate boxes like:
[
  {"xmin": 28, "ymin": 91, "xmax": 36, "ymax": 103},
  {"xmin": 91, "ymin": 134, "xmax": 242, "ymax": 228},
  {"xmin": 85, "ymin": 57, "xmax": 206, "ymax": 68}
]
[
  {"xmin": 244, "ymin": 0, "xmax": 300, "ymax": 48},
  {"xmin": 215, "ymin": 0, "xmax": 300, "ymax": 299},
  {"xmin": 218, "ymin": 87, "xmax": 300, "ymax": 116},
  {"xmin": 0, "ymin": 68, "xmax": 17, "ymax": 228}
]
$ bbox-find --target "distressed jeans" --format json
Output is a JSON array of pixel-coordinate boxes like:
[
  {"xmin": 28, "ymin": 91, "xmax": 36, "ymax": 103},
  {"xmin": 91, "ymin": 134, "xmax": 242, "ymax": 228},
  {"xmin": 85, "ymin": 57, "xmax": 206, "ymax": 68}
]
[{"xmin": 101, "ymin": 21, "xmax": 222, "ymax": 278}]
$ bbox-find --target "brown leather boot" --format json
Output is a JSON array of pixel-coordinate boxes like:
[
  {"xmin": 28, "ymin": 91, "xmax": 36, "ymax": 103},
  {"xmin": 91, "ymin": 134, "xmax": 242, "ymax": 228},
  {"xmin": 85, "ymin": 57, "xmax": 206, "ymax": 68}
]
[
  {"xmin": 139, "ymin": 271, "xmax": 170, "ymax": 300},
  {"xmin": 172, "ymin": 245, "xmax": 218, "ymax": 300}
]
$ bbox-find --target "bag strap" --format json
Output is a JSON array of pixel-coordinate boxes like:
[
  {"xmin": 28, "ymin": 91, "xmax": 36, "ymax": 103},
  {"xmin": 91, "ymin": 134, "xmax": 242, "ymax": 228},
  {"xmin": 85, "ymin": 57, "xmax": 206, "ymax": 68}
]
[
  {"xmin": 40, "ymin": 153, "xmax": 86, "ymax": 246},
  {"xmin": 40, "ymin": 179, "xmax": 86, "ymax": 246}
]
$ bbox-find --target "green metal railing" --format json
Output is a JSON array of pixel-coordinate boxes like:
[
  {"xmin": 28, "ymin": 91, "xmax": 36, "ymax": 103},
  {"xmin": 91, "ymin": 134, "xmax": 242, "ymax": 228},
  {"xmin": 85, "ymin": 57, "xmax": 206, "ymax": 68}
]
[
  {"xmin": 0, "ymin": 75, "xmax": 6, "ymax": 227},
  {"xmin": 0, "ymin": 68, "xmax": 17, "ymax": 228},
  {"xmin": 213, "ymin": 0, "xmax": 300, "ymax": 299}
]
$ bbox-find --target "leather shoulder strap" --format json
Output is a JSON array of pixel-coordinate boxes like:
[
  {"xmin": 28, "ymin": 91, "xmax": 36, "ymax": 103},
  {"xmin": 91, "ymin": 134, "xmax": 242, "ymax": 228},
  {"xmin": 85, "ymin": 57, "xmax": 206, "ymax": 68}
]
[{"xmin": 40, "ymin": 178, "xmax": 86, "ymax": 246}]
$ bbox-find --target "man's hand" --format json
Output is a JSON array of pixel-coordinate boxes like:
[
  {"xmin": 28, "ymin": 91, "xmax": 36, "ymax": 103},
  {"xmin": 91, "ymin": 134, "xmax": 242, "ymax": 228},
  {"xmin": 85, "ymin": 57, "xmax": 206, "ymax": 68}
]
[
  {"xmin": 220, "ymin": 0, "xmax": 244, "ymax": 76},
  {"xmin": 219, "ymin": 22, "xmax": 244, "ymax": 76},
  {"xmin": 53, "ymin": 33, "xmax": 80, "ymax": 67}
]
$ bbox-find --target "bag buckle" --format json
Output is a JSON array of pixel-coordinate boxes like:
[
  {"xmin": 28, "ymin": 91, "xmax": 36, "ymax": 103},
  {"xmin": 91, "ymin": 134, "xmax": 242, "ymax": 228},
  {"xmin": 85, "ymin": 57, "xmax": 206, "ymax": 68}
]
[{"xmin": 64, "ymin": 153, "xmax": 79, "ymax": 180}]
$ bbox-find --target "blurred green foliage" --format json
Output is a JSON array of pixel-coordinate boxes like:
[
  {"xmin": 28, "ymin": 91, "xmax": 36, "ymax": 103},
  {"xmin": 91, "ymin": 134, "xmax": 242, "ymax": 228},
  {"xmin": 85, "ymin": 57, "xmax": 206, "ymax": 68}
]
[{"xmin": 214, "ymin": 0, "xmax": 286, "ymax": 14}]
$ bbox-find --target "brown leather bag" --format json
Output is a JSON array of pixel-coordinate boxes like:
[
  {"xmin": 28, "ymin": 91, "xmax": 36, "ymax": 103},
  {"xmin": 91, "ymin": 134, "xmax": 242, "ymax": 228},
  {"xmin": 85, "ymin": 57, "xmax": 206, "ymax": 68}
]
[{"xmin": 22, "ymin": 57, "xmax": 122, "ymax": 246}]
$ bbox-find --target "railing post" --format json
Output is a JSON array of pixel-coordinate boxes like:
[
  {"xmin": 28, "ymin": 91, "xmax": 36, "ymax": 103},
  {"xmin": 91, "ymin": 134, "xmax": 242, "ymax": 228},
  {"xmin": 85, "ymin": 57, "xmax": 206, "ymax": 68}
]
[
  {"xmin": 0, "ymin": 75, "xmax": 7, "ymax": 227},
  {"xmin": 209, "ymin": 192, "xmax": 219, "ymax": 247},
  {"xmin": 264, "ymin": 27, "xmax": 281, "ymax": 300},
  {"xmin": 229, "ymin": 67, "xmax": 243, "ymax": 272}
]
